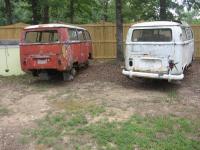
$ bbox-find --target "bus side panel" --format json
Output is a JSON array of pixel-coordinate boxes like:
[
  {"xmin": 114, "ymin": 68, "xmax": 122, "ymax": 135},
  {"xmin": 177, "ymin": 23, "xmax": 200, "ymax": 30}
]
[
  {"xmin": 80, "ymin": 41, "xmax": 89, "ymax": 63},
  {"xmin": 70, "ymin": 42, "xmax": 81, "ymax": 64}
]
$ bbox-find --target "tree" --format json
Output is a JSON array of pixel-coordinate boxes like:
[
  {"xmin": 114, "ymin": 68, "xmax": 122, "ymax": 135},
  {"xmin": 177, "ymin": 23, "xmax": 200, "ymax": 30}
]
[
  {"xmin": 99, "ymin": 0, "xmax": 110, "ymax": 21},
  {"xmin": 183, "ymin": 0, "xmax": 200, "ymax": 11},
  {"xmin": 42, "ymin": 5, "xmax": 49, "ymax": 23},
  {"xmin": 160, "ymin": 0, "xmax": 167, "ymax": 20},
  {"xmin": 40, "ymin": 0, "xmax": 50, "ymax": 23},
  {"xmin": 123, "ymin": 0, "xmax": 159, "ymax": 22},
  {"xmin": 115, "ymin": 0, "xmax": 123, "ymax": 61},
  {"xmin": 4, "ymin": 0, "xmax": 13, "ymax": 24},
  {"xmin": 69, "ymin": 0, "xmax": 75, "ymax": 23},
  {"xmin": 1, "ymin": 0, "xmax": 200, "ymax": 25},
  {"xmin": 27, "ymin": 0, "xmax": 41, "ymax": 24},
  {"xmin": 66, "ymin": 0, "xmax": 99, "ymax": 24}
]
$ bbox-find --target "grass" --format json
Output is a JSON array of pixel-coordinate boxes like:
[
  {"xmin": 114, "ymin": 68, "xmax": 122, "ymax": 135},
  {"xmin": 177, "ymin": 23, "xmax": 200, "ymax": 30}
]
[
  {"xmin": 0, "ymin": 74, "xmax": 32, "ymax": 84},
  {"xmin": 0, "ymin": 106, "xmax": 9, "ymax": 116},
  {"xmin": 23, "ymin": 112, "xmax": 89, "ymax": 146},
  {"xmin": 0, "ymin": 74, "xmax": 63, "ymax": 92},
  {"xmin": 160, "ymin": 88, "xmax": 180, "ymax": 104},
  {"xmin": 79, "ymin": 115, "xmax": 200, "ymax": 150},
  {"xmin": 167, "ymin": 88, "xmax": 178, "ymax": 99},
  {"xmin": 22, "ymin": 109, "xmax": 200, "ymax": 150},
  {"xmin": 22, "ymin": 104, "xmax": 105, "ymax": 147}
]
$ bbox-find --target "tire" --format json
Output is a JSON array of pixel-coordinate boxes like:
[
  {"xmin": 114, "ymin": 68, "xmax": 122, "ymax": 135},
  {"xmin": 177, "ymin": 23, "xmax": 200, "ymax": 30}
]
[
  {"xmin": 70, "ymin": 67, "xmax": 77, "ymax": 76},
  {"xmin": 63, "ymin": 72, "xmax": 74, "ymax": 81}
]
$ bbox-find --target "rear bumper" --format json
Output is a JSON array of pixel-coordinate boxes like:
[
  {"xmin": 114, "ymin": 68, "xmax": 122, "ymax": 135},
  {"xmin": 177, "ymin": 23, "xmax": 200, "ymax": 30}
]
[{"xmin": 122, "ymin": 69, "xmax": 184, "ymax": 80}]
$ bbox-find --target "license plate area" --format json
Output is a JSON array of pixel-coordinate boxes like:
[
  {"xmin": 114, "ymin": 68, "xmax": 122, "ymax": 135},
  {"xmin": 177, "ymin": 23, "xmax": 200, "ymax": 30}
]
[
  {"xmin": 37, "ymin": 59, "xmax": 47, "ymax": 64},
  {"xmin": 134, "ymin": 59, "xmax": 163, "ymax": 72}
]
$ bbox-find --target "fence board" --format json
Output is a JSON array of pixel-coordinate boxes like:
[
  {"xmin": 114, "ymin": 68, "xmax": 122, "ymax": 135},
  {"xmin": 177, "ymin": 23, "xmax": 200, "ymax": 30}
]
[{"xmin": 0, "ymin": 22, "xmax": 200, "ymax": 59}]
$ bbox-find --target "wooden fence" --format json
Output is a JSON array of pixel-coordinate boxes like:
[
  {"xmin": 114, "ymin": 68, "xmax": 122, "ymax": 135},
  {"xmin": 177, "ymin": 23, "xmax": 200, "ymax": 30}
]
[{"xmin": 0, "ymin": 22, "xmax": 200, "ymax": 59}]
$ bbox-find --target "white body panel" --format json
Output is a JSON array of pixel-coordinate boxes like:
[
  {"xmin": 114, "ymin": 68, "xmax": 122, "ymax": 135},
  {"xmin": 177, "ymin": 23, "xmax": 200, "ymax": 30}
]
[
  {"xmin": 122, "ymin": 21, "xmax": 194, "ymax": 81},
  {"xmin": 0, "ymin": 45, "xmax": 24, "ymax": 76}
]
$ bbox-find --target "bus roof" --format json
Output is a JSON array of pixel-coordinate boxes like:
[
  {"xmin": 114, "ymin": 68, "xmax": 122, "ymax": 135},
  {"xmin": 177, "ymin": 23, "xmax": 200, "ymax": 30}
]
[
  {"xmin": 25, "ymin": 23, "xmax": 85, "ymax": 30},
  {"xmin": 131, "ymin": 21, "xmax": 190, "ymax": 28}
]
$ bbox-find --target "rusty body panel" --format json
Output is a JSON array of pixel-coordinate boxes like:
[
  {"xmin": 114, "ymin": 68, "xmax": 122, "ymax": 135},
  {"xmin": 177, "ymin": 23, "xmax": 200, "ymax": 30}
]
[{"xmin": 19, "ymin": 24, "xmax": 92, "ymax": 79}]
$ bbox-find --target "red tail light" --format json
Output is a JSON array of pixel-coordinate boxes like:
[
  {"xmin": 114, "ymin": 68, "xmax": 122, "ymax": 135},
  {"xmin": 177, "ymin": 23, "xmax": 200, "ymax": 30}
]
[{"xmin": 168, "ymin": 60, "xmax": 175, "ymax": 70}]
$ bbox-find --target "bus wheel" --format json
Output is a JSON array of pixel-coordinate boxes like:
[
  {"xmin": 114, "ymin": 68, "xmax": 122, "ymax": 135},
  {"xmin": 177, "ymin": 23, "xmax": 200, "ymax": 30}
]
[
  {"xmin": 84, "ymin": 60, "xmax": 89, "ymax": 68},
  {"xmin": 63, "ymin": 72, "xmax": 74, "ymax": 81},
  {"xmin": 70, "ymin": 67, "xmax": 77, "ymax": 76},
  {"xmin": 32, "ymin": 71, "xmax": 39, "ymax": 77},
  {"xmin": 39, "ymin": 72, "xmax": 50, "ymax": 80}
]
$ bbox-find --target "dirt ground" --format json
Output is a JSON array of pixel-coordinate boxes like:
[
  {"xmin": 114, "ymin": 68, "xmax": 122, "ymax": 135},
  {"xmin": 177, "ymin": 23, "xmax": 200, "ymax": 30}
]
[{"xmin": 0, "ymin": 60, "xmax": 199, "ymax": 150}]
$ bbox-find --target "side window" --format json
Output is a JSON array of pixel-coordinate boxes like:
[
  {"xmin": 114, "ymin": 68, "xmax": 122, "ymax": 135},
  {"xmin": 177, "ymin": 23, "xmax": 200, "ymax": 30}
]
[
  {"xmin": 84, "ymin": 31, "xmax": 91, "ymax": 41},
  {"xmin": 68, "ymin": 29, "xmax": 78, "ymax": 41},
  {"xmin": 181, "ymin": 27, "xmax": 187, "ymax": 41},
  {"xmin": 77, "ymin": 30, "xmax": 85, "ymax": 41},
  {"xmin": 185, "ymin": 27, "xmax": 193, "ymax": 40}
]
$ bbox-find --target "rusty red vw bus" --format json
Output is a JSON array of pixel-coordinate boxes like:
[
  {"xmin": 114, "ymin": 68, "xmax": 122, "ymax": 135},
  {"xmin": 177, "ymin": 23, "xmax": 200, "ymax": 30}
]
[{"xmin": 20, "ymin": 24, "xmax": 92, "ymax": 80}]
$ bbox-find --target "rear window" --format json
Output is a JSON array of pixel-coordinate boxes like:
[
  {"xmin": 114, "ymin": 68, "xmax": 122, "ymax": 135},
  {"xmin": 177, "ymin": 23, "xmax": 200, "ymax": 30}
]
[
  {"xmin": 25, "ymin": 30, "xmax": 59, "ymax": 43},
  {"xmin": 132, "ymin": 29, "xmax": 172, "ymax": 42}
]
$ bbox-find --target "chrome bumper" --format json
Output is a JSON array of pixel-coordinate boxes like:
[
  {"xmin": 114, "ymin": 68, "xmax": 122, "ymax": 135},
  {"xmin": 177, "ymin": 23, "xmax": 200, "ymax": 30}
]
[{"xmin": 122, "ymin": 69, "xmax": 184, "ymax": 80}]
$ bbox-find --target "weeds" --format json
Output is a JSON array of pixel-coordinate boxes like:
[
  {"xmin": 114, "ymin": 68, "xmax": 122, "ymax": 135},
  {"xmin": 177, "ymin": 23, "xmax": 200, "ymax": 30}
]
[
  {"xmin": 0, "ymin": 106, "xmax": 9, "ymax": 116},
  {"xmin": 80, "ymin": 115, "xmax": 200, "ymax": 150},
  {"xmin": 22, "ymin": 111, "xmax": 200, "ymax": 150}
]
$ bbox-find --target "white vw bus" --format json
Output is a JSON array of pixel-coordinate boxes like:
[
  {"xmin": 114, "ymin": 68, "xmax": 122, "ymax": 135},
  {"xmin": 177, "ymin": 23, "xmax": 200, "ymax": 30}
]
[{"xmin": 122, "ymin": 21, "xmax": 194, "ymax": 81}]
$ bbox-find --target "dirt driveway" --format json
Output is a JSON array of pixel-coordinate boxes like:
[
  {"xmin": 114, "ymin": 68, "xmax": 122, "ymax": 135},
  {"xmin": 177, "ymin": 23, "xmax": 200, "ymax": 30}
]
[{"xmin": 0, "ymin": 60, "xmax": 199, "ymax": 150}]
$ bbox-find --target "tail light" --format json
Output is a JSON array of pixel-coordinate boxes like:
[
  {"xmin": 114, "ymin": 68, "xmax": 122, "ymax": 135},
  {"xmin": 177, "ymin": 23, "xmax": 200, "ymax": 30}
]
[
  {"xmin": 129, "ymin": 61, "xmax": 133, "ymax": 67},
  {"xmin": 58, "ymin": 59, "xmax": 62, "ymax": 65},
  {"xmin": 168, "ymin": 60, "xmax": 175, "ymax": 70},
  {"xmin": 129, "ymin": 58, "xmax": 133, "ymax": 67},
  {"xmin": 23, "ymin": 59, "xmax": 27, "ymax": 66}
]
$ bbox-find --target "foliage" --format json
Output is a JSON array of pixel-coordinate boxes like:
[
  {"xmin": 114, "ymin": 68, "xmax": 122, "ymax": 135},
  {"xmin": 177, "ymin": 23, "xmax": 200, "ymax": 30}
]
[{"xmin": 0, "ymin": 0, "xmax": 200, "ymax": 25}]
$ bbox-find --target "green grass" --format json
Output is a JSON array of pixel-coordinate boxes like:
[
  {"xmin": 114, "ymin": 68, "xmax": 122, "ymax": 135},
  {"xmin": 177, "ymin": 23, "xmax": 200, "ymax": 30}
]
[
  {"xmin": 88, "ymin": 105, "xmax": 106, "ymax": 117},
  {"xmin": 0, "ymin": 74, "xmax": 32, "ymax": 84},
  {"xmin": 67, "ymin": 114, "xmax": 88, "ymax": 127},
  {"xmin": 164, "ymin": 88, "xmax": 180, "ymax": 103},
  {"xmin": 0, "ymin": 74, "xmax": 59, "ymax": 92},
  {"xmin": 80, "ymin": 115, "xmax": 200, "ymax": 150},
  {"xmin": 0, "ymin": 106, "xmax": 9, "ymax": 116},
  {"xmin": 23, "ymin": 112, "xmax": 88, "ymax": 146},
  {"xmin": 22, "ymin": 106, "xmax": 200, "ymax": 149},
  {"xmin": 167, "ymin": 89, "xmax": 178, "ymax": 99}
]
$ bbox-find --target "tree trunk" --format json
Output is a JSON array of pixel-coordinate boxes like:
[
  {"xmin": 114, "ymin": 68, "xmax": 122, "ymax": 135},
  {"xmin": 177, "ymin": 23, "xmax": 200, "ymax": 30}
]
[
  {"xmin": 69, "ymin": 0, "xmax": 75, "ymax": 23},
  {"xmin": 43, "ymin": 5, "xmax": 49, "ymax": 23},
  {"xmin": 103, "ymin": 0, "xmax": 109, "ymax": 21},
  {"xmin": 31, "ymin": 0, "xmax": 39, "ymax": 24},
  {"xmin": 115, "ymin": 0, "xmax": 123, "ymax": 61},
  {"xmin": 160, "ymin": 0, "xmax": 167, "ymax": 20},
  {"xmin": 4, "ymin": 0, "xmax": 12, "ymax": 24},
  {"xmin": 29, "ymin": 0, "xmax": 42, "ymax": 24}
]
